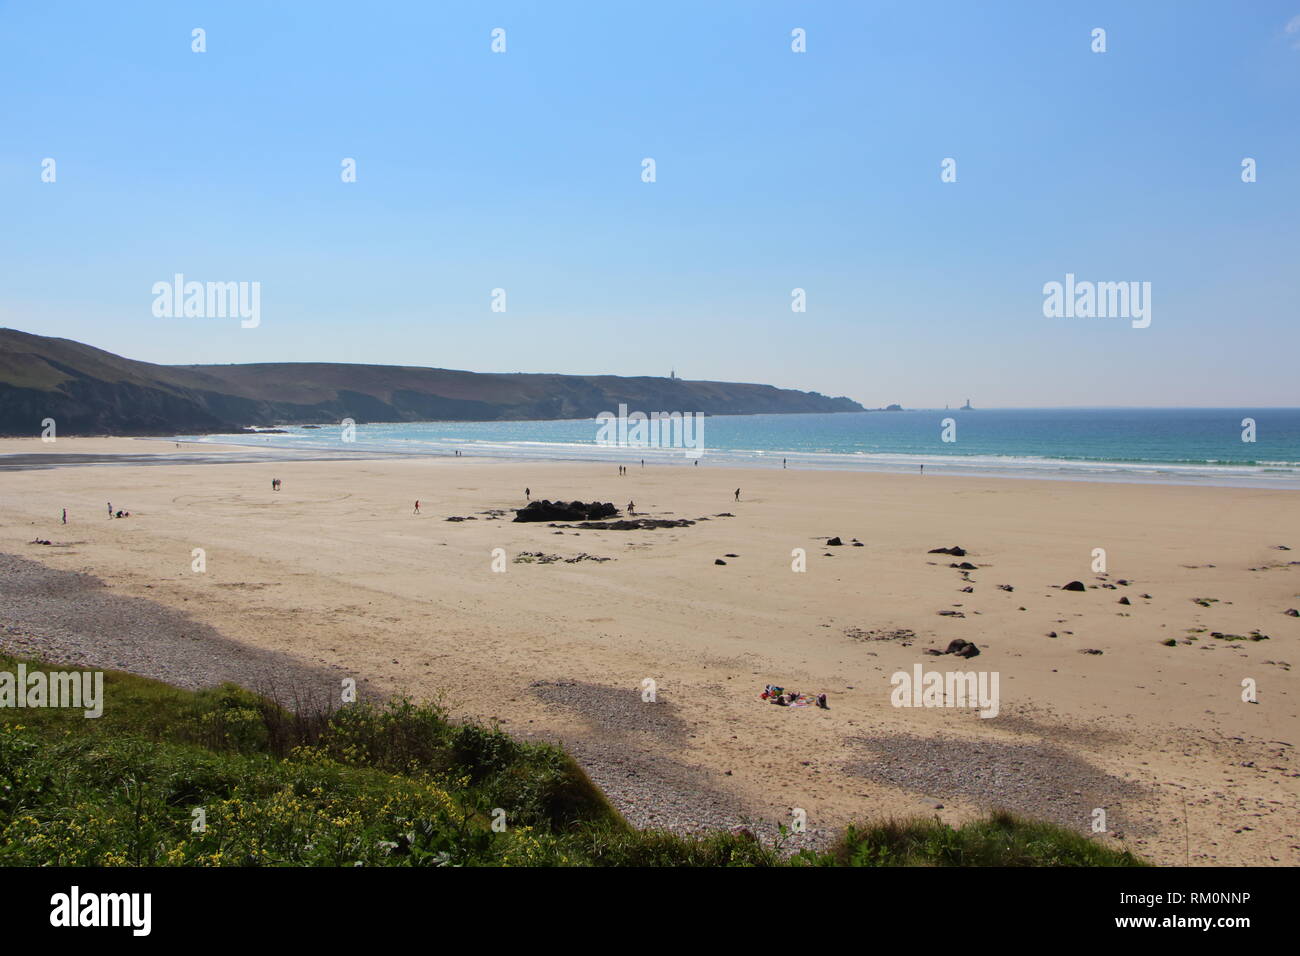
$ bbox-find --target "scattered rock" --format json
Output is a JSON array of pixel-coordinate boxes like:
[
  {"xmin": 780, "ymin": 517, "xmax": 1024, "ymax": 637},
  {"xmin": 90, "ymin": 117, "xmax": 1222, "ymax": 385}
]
[
  {"xmin": 1118, "ymin": 596, "xmax": 1131, "ymax": 605},
  {"xmin": 928, "ymin": 546, "xmax": 967, "ymax": 556},
  {"xmin": 846, "ymin": 627, "xmax": 915, "ymax": 643},
  {"xmin": 568, "ymin": 518, "xmax": 694, "ymax": 530},
  {"xmin": 714, "ymin": 559, "xmax": 727, "ymax": 566},
  {"xmin": 1079, "ymin": 648, "xmax": 1103, "ymax": 655},
  {"xmin": 514, "ymin": 552, "xmax": 613, "ymax": 565},
  {"xmin": 826, "ymin": 537, "xmax": 843, "ymax": 546},
  {"xmin": 1062, "ymin": 581, "xmax": 1086, "ymax": 592}
]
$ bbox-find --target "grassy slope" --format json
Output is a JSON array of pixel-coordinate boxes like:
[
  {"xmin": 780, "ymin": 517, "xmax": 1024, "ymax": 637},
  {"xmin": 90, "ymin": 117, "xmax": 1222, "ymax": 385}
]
[{"xmin": 0, "ymin": 655, "xmax": 1145, "ymax": 867}]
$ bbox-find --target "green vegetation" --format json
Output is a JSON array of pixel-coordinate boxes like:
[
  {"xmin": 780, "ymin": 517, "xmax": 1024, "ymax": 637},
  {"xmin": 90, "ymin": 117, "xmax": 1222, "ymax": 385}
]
[
  {"xmin": 828, "ymin": 813, "xmax": 1147, "ymax": 867},
  {"xmin": 0, "ymin": 654, "xmax": 1144, "ymax": 867}
]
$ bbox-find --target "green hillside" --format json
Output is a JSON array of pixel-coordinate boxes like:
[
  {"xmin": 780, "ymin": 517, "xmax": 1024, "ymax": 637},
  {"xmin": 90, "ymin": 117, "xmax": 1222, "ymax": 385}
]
[{"xmin": 0, "ymin": 328, "xmax": 864, "ymax": 436}]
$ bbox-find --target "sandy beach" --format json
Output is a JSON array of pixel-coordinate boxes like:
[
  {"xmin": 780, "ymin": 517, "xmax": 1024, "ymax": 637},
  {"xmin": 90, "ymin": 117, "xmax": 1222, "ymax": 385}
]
[{"xmin": 1, "ymin": 436, "xmax": 1296, "ymax": 865}]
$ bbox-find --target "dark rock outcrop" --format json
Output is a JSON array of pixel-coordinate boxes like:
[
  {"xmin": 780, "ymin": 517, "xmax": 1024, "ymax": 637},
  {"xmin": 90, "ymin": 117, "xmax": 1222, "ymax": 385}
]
[{"xmin": 514, "ymin": 500, "xmax": 618, "ymax": 523}]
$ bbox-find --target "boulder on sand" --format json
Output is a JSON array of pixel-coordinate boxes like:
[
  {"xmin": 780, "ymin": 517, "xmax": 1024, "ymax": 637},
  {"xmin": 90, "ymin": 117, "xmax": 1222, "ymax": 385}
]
[
  {"xmin": 514, "ymin": 500, "xmax": 618, "ymax": 522},
  {"xmin": 1062, "ymin": 580, "xmax": 1087, "ymax": 592},
  {"xmin": 827, "ymin": 536, "xmax": 843, "ymax": 546},
  {"xmin": 928, "ymin": 546, "xmax": 967, "ymax": 556}
]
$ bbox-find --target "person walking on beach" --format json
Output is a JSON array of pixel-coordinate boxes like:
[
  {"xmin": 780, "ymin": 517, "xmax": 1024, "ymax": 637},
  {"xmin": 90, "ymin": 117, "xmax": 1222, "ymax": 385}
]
[
  {"xmin": 525, "ymin": 487, "xmax": 530, "ymax": 500},
  {"xmin": 734, "ymin": 488, "xmax": 741, "ymax": 502},
  {"xmin": 61, "ymin": 508, "xmax": 67, "ymax": 524},
  {"xmin": 413, "ymin": 500, "xmax": 420, "ymax": 514},
  {"xmin": 627, "ymin": 500, "xmax": 635, "ymax": 515},
  {"xmin": 919, "ymin": 464, "xmax": 924, "ymax": 476},
  {"xmin": 783, "ymin": 458, "xmax": 787, "ymax": 469},
  {"xmin": 107, "ymin": 501, "xmax": 112, "ymax": 518}
]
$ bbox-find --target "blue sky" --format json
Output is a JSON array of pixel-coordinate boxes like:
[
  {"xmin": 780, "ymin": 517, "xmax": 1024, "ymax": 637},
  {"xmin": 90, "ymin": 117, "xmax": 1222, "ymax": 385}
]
[{"xmin": 2, "ymin": 0, "xmax": 1297, "ymax": 407}]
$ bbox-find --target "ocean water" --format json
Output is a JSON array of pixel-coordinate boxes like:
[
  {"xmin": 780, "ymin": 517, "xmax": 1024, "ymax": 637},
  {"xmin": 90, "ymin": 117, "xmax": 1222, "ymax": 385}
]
[{"xmin": 176, "ymin": 408, "xmax": 1300, "ymax": 488}]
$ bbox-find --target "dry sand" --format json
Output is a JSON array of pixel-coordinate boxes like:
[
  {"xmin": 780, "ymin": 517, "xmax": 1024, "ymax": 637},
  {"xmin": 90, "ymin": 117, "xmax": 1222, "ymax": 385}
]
[{"xmin": 1, "ymin": 436, "xmax": 1297, "ymax": 864}]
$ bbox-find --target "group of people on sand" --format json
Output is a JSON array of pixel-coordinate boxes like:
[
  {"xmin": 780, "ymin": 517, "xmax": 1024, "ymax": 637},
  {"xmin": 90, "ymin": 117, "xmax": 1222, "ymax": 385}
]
[
  {"xmin": 106, "ymin": 501, "xmax": 130, "ymax": 519},
  {"xmin": 761, "ymin": 684, "xmax": 828, "ymax": 709},
  {"xmin": 271, "ymin": 478, "xmax": 282, "ymax": 491}
]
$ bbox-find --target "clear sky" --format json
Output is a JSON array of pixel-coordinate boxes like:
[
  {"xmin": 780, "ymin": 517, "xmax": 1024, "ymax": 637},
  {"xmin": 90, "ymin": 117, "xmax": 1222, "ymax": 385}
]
[{"xmin": 2, "ymin": 1, "xmax": 1297, "ymax": 408}]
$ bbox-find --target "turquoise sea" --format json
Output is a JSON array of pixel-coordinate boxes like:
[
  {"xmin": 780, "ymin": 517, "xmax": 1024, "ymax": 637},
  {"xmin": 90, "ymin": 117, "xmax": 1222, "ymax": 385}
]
[{"xmin": 177, "ymin": 408, "xmax": 1300, "ymax": 489}]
